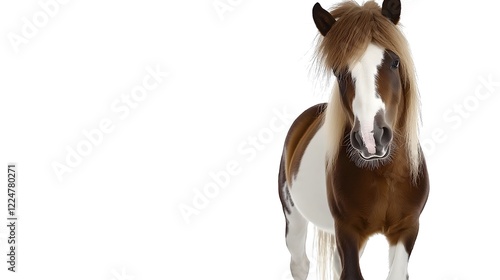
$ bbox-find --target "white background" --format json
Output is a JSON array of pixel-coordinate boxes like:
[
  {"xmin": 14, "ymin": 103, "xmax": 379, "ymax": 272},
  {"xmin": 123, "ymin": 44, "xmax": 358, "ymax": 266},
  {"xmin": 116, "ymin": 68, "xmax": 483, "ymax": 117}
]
[{"xmin": 1, "ymin": 0, "xmax": 499, "ymax": 279}]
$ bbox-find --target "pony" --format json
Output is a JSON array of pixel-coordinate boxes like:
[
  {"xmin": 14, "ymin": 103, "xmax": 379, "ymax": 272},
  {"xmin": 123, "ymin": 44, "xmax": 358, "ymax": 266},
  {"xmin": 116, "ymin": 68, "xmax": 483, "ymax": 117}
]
[{"xmin": 278, "ymin": 1, "xmax": 429, "ymax": 279}]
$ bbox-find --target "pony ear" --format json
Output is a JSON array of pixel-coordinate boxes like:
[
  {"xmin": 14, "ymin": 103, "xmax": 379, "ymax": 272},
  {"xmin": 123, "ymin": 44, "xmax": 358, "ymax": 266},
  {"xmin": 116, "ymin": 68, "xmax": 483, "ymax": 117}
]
[
  {"xmin": 312, "ymin": 3, "xmax": 335, "ymax": 36},
  {"xmin": 381, "ymin": 0, "xmax": 401, "ymax": 24}
]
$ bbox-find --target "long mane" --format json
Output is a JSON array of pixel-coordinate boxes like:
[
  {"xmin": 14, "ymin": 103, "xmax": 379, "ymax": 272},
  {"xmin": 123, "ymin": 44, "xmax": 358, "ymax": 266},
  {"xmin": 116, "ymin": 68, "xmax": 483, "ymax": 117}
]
[{"xmin": 316, "ymin": 0, "xmax": 421, "ymax": 181}]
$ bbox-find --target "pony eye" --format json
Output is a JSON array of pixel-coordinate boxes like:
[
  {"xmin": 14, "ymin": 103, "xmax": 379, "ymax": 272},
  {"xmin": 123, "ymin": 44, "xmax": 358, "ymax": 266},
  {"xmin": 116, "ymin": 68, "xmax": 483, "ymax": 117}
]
[{"xmin": 391, "ymin": 59, "xmax": 400, "ymax": 69}]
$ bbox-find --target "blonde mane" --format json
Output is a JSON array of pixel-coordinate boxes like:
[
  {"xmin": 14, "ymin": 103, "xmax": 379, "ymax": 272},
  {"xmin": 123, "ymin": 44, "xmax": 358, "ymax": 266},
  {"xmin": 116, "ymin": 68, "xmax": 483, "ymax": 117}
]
[{"xmin": 317, "ymin": 0, "xmax": 421, "ymax": 181}]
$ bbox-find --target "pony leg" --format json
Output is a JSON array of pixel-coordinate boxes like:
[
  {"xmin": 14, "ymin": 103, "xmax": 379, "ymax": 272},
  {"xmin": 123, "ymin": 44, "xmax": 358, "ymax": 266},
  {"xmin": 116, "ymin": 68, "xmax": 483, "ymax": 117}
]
[
  {"xmin": 335, "ymin": 223, "xmax": 365, "ymax": 280},
  {"xmin": 284, "ymin": 195, "xmax": 310, "ymax": 280},
  {"xmin": 329, "ymin": 241, "xmax": 364, "ymax": 280},
  {"xmin": 386, "ymin": 225, "xmax": 419, "ymax": 280},
  {"xmin": 332, "ymin": 242, "xmax": 342, "ymax": 280},
  {"xmin": 279, "ymin": 155, "xmax": 310, "ymax": 280},
  {"xmin": 387, "ymin": 242, "xmax": 409, "ymax": 280},
  {"xmin": 333, "ymin": 241, "xmax": 364, "ymax": 280},
  {"xmin": 359, "ymin": 241, "xmax": 367, "ymax": 258}
]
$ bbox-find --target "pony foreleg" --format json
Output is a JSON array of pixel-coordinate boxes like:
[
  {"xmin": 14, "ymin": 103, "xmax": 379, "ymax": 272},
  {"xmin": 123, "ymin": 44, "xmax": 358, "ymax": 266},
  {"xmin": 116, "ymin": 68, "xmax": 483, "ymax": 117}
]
[
  {"xmin": 386, "ymin": 226, "xmax": 419, "ymax": 280},
  {"xmin": 387, "ymin": 242, "xmax": 409, "ymax": 280},
  {"xmin": 332, "ymin": 242, "xmax": 342, "ymax": 280},
  {"xmin": 335, "ymin": 224, "xmax": 365, "ymax": 280},
  {"xmin": 330, "ymin": 240, "xmax": 363, "ymax": 280}
]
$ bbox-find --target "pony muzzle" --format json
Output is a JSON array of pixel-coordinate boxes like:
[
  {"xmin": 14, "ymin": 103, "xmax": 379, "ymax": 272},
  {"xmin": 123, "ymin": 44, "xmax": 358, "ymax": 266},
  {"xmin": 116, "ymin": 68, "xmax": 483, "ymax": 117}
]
[{"xmin": 350, "ymin": 122, "xmax": 393, "ymax": 160}]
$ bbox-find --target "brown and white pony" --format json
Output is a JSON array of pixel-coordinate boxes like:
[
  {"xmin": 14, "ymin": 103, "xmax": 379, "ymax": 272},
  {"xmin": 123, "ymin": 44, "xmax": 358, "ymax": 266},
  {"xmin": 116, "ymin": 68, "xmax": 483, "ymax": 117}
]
[{"xmin": 278, "ymin": 1, "xmax": 429, "ymax": 279}]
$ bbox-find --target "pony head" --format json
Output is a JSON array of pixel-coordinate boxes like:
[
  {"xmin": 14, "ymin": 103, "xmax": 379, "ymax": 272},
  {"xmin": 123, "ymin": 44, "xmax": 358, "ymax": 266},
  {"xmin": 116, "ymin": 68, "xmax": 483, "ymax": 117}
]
[{"xmin": 314, "ymin": 0, "xmax": 421, "ymax": 177}]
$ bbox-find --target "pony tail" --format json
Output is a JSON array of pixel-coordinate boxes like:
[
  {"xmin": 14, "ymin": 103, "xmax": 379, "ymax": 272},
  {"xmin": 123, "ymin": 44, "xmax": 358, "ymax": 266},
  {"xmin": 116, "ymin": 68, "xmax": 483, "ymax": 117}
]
[{"xmin": 314, "ymin": 227, "xmax": 338, "ymax": 280}]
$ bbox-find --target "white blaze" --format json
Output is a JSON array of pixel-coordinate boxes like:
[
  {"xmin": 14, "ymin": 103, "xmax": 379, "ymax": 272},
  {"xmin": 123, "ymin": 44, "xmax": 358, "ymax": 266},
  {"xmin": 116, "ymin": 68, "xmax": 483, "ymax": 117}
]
[
  {"xmin": 360, "ymin": 122, "xmax": 376, "ymax": 154},
  {"xmin": 350, "ymin": 43, "xmax": 386, "ymax": 154}
]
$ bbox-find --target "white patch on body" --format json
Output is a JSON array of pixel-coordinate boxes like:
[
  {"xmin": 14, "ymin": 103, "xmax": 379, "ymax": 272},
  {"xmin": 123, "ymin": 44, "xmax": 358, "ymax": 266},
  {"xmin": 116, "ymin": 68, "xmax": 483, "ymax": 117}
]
[
  {"xmin": 350, "ymin": 43, "xmax": 386, "ymax": 154},
  {"xmin": 288, "ymin": 123, "xmax": 334, "ymax": 233}
]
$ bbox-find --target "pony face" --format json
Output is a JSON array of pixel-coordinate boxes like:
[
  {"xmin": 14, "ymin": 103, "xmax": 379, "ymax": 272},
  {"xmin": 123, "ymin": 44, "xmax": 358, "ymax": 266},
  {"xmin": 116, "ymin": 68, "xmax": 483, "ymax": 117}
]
[
  {"xmin": 312, "ymin": 0, "xmax": 418, "ymax": 169},
  {"xmin": 336, "ymin": 44, "xmax": 403, "ymax": 161}
]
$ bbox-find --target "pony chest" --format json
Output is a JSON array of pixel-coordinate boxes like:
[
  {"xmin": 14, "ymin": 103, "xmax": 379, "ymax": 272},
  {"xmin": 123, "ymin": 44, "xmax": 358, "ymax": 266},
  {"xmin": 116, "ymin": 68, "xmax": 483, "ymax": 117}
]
[{"xmin": 330, "ymin": 173, "xmax": 412, "ymax": 232}]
